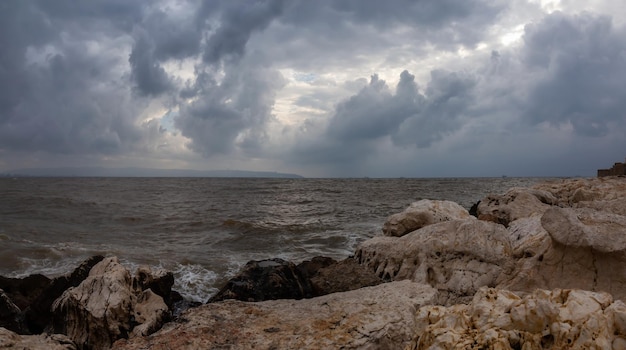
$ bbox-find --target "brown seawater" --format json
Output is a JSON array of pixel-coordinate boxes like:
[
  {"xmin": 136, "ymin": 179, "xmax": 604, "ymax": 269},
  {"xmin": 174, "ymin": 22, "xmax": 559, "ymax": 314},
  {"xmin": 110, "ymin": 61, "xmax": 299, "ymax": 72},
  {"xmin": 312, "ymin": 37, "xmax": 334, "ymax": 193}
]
[{"xmin": 0, "ymin": 177, "xmax": 547, "ymax": 302}]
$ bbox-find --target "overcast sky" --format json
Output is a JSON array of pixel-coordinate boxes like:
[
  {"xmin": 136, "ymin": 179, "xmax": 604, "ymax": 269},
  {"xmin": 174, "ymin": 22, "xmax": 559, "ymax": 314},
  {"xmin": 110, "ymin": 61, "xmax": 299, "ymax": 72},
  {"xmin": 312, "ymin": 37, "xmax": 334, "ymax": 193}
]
[{"xmin": 1, "ymin": 0, "xmax": 625, "ymax": 177}]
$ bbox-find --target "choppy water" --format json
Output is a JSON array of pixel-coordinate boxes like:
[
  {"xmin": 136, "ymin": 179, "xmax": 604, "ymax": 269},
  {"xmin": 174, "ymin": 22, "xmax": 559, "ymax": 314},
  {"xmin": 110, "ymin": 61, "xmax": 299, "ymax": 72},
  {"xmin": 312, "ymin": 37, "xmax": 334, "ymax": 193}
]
[{"xmin": 0, "ymin": 177, "xmax": 546, "ymax": 302}]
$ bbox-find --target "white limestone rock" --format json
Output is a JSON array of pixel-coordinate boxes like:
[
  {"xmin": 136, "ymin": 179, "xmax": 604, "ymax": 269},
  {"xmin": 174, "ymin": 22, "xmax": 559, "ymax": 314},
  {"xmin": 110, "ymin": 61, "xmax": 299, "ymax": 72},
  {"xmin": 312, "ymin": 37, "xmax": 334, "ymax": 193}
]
[
  {"xmin": 51, "ymin": 257, "xmax": 170, "ymax": 350},
  {"xmin": 409, "ymin": 287, "xmax": 626, "ymax": 350},
  {"xmin": 382, "ymin": 199, "xmax": 470, "ymax": 237},
  {"xmin": 357, "ymin": 219, "xmax": 513, "ymax": 304},
  {"xmin": 476, "ymin": 187, "xmax": 557, "ymax": 226}
]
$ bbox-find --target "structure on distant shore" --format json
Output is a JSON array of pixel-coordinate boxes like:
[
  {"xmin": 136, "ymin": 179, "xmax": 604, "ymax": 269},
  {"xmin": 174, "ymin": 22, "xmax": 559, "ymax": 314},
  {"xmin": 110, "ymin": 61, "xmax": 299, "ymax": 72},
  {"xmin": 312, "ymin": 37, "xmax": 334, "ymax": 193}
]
[{"xmin": 597, "ymin": 158, "xmax": 626, "ymax": 177}]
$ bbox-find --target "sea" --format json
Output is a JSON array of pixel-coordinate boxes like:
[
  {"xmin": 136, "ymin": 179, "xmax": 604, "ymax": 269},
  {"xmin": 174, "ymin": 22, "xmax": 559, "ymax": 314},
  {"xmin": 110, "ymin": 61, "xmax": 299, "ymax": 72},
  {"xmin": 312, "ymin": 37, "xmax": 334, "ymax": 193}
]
[{"xmin": 0, "ymin": 177, "xmax": 547, "ymax": 303}]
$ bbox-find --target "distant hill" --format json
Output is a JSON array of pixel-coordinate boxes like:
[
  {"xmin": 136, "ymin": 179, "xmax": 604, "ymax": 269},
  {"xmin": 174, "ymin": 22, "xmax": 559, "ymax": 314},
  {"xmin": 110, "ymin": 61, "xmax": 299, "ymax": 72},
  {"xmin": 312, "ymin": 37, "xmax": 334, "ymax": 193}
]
[{"xmin": 3, "ymin": 167, "xmax": 304, "ymax": 178}]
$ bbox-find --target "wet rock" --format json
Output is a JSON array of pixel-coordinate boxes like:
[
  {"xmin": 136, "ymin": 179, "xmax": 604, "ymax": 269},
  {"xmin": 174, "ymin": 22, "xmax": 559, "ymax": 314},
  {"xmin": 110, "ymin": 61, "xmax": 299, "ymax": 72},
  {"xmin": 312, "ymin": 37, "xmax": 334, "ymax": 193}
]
[
  {"xmin": 208, "ymin": 258, "xmax": 313, "ymax": 303},
  {"xmin": 0, "ymin": 274, "xmax": 50, "ymax": 311},
  {"xmin": 51, "ymin": 257, "xmax": 169, "ymax": 350},
  {"xmin": 25, "ymin": 255, "xmax": 104, "ymax": 334},
  {"xmin": 382, "ymin": 199, "xmax": 470, "ymax": 237},
  {"xmin": 0, "ymin": 290, "xmax": 25, "ymax": 334},
  {"xmin": 0, "ymin": 327, "xmax": 76, "ymax": 350},
  {"xmin": 296, "ymin": 256, "xmax": 336, "ymax": 280},
  {"xmin": 410, "ymin": 287, "xmax": 625, "ymax": 349},
  {"xmin": 133, "ymin": 266, "xmax": 181, "ymax": 309},
  {"xmin": 357, "ymin": 219, "xmax": 513, "ymax": 305},
  {"xmin": 113, "ymin": 280, "xmax": 437, "ymax": 350}
]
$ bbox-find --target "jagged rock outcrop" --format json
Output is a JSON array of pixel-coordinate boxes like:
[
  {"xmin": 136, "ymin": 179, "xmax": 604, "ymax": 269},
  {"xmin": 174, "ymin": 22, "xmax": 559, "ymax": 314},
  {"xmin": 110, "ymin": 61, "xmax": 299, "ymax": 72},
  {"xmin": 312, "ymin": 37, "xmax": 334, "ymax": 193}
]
[
  {"xmin": 25, "ymin": 255, "xmax": 104, "ymax": 334},
  {"xmin": 410, "ymin": 287, "xmax": 626, "ymax": 349},
  {"xmin": 357, "ymin": 219, "xmax": 513, "ymax": 305},
  {"xmin": 0, "ymin": 290, "xmax": 25, "ymax": 334},
  {"xmin": 0, "ymin": 256, "xmax": 104, "ymax": 335},
  {"xmin": 51, "ymin": 257, "xmax": 170, "ymax": 350},
  {"xmin": 499, "ymin": 206, "xmax": 626, "ymax": 300},
  {"xmin": 133, "ymin": 266, "xmax": 181, "ymax": 310},
  {"xmin": 113, "ymin": 280, "xmax": 437, "ymax": 350},
  {"xmin": 0, "ymin": 327, "xmax": 76, "ymax": 349},
  {"xmin": 382, "ymin": 199, "xmax": 470, "ymax": 237}
]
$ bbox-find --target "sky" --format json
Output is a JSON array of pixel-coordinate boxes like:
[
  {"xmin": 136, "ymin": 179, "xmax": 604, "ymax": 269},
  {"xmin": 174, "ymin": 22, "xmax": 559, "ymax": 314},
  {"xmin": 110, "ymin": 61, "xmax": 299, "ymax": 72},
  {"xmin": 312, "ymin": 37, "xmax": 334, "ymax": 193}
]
[{"xmin": 1, "ymin": 0, "xmax": 625, "ymax": 177}]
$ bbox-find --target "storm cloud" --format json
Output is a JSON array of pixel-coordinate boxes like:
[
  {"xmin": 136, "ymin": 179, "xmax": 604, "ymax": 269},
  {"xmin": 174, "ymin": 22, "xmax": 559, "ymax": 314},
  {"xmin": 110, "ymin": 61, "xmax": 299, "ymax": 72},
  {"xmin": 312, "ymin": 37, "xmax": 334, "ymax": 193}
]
[{"xmin": 0, "ymin": 0, "xmax": 624, "ymax": 176}]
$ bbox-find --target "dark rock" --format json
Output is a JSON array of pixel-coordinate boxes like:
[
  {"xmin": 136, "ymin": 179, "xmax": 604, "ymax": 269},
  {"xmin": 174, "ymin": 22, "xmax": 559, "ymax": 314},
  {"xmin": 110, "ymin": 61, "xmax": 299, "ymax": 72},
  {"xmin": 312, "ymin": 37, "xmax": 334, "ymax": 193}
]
[
  {"xmin": 1, "ymin": 288, "xmax": 27, "ymax": 333},
  {"xmin": 0, "ymin": 274, "xmax": 51, "ymax": 311},
  {"xmin": 310, "ymin": 257, "xmax": 383, "ymax": 295},
  {"xmin": 133, "ymin": 266, "xmax": 181, "ymax": 309},
  {"xmin": 469, "ymin": 200, "xmax": 480, "ymax": 217},
  {"xmin": 25, "ymin": 255, "xmax": 104, "ymax": 334},
  {"xmin": 208, "ymin": 258, "xmax": 313, "ymax": 303},
  {"xmin": 296, "ymin": 256, "xmax": 336, "ymax": 280},
  {"xmin": 207, "ymin": 256, "xmax": 384, "ymax": 304}
]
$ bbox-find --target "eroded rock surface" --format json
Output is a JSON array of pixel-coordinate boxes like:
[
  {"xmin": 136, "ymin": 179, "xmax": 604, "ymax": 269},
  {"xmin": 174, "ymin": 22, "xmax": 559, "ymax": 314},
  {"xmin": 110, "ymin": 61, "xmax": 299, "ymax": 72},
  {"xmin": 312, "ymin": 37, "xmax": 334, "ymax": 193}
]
[
  {"xmin": 357, "ymin": 219, "xmax": 513, "ymax": 305},
  {"xmin": 51, "ymin": 257, "xmax": 170, "ymax": 350},
  {"xmin": 410, "ymin": 287, "xmax": 626, "ymax": 350},
  {"xmin": 113, "ymin": 281, "xmax": 437, "ymax": 350},
  {"xmin": 383, "ymin": 199, "xmax": 470, "ymax": 237},
  {"xmin": 476, "ymin": 187, "xmax": 556, "ymax": 227}
]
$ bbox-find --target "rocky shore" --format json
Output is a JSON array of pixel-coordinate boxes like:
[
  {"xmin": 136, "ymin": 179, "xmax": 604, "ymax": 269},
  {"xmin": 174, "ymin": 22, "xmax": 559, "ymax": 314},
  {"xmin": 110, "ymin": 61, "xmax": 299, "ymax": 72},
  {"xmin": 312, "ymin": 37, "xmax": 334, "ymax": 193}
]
[{"xmin": 1, "ymin": 176, "xmax": 625, "ymax": 349}]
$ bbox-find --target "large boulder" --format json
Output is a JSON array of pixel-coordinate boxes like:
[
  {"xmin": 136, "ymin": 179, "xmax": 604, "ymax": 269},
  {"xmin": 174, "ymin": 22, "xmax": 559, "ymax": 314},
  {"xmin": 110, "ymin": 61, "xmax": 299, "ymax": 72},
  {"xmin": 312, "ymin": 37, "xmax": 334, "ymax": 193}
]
[
  {"xmin": 25, "ymin": 255, "xmax": 104, "ymax": 334},
  {"xmin": 208, "ymin": 258, "xmax": 314, "ymax": 303},
  {"xmin": 499, "ymin": 207, "xmax": 626, "ymax": 300},
  {"xmin": 356, "ymin": 219, "xmax": 513, "ymax": 305},
  {"xmin": 382, "ymin": 199, "xmax": 470, "ymax": 237},
  {"xmin": 113, "ymin": 280, "xmax": 437, "ymax": 350},
  {"xmin": 410, "ymin": 287, "xmax": 626, "ymax": 349},
  {"xmin": 51, "ymin": 257, "xmax": 170, "ymax": 350},
  {"xmin": 0, "ymin": 327, "xmax": 76, "ymax": 350}
]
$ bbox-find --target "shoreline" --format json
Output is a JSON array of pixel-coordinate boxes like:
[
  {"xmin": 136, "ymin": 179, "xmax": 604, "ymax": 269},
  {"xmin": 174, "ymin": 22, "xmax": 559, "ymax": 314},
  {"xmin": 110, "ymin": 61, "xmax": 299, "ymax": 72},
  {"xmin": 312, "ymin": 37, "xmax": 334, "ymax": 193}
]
[{"xmin": 2, "ymin": 176, "xmax": 625, "ymax": 349}]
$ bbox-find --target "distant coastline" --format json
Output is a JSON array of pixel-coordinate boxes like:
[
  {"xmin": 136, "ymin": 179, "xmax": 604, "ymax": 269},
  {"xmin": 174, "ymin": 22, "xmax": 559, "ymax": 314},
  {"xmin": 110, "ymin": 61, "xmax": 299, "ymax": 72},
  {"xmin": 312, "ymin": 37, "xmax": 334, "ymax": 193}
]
[{"xmin": 1, "ymin": 167, "xmax": 304, "ymax": 179}]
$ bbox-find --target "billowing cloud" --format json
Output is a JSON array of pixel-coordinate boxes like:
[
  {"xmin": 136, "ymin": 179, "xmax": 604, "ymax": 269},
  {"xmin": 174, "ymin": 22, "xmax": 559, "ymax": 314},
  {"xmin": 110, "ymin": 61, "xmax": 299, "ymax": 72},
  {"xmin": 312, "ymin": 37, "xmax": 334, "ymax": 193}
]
[{"xmin": 0, "ymin": 0, "xmax": 624, "ymax": 176}]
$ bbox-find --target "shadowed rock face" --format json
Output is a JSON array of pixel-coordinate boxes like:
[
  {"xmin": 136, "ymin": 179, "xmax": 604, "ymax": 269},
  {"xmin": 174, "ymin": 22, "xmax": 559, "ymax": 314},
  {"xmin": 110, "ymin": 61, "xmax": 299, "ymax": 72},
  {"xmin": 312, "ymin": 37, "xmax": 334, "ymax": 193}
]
[{"xmin": 208, "ymin": 258, "xmax": 314, "ymax": 303}]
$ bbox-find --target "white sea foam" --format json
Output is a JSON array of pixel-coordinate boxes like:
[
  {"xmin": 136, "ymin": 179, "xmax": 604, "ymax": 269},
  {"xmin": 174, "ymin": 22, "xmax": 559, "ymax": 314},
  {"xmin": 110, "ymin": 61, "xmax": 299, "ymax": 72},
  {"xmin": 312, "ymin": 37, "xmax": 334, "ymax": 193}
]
[{"xmin": 172, "ymin": 263, "xmax": 220, "ymax": 303}]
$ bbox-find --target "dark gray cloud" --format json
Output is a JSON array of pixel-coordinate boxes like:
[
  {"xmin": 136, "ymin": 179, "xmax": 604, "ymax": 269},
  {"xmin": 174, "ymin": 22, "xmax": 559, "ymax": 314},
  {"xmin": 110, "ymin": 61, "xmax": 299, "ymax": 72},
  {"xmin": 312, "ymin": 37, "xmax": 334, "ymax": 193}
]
[
  {"xmin": 129, "ymin": 28, "xmax": 174, "ymax": 97},
  {"xmin": 175, "ymin": 57, "xmax": 285, "ymax": 156},
  {"xmin": 521, "ymin": 11, "xmax": 626, "ymax": 137},
  {"xmin": 0, "ymin": 1, "xmax": 148, "ymax": 155},
  {"xmin": 0, "ymin": 0, "xmax": 624, "ymax": 176},
  {"xmin": 203, "ymin": 0, "xmax": 287, "ymax": 64}
]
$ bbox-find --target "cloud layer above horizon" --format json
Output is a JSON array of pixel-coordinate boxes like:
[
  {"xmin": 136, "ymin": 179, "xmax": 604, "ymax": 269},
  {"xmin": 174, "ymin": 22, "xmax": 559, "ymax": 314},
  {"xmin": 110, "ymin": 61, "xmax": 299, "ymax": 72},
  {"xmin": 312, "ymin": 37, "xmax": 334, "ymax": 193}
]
[{"xmin": 1, "ymin": 0, "xmax": 625, "ymax": 177}]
